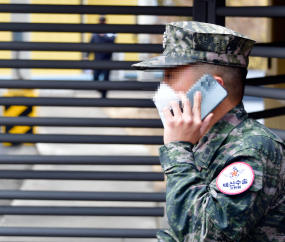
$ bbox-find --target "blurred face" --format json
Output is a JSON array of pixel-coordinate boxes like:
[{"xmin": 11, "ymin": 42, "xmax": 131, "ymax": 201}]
[{"xmin": 163, "ymin": 65, "xmax": 203, "ymax": 94}]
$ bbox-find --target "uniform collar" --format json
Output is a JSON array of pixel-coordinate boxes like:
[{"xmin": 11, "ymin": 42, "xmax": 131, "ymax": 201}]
[{"xmin": 193, "ymin": 102, "xmax": 248, "ymax": 170}]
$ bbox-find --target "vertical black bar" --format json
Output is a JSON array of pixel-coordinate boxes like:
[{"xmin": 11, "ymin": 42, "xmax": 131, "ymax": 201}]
[
  {"xmin": 80, "ymin": 0, "xmax": 85, "ymax": 60},
  {"xmin": 208, "ymin": 0, "xmax": 225, "ymax": 26},
  {"xmin": 193, "ymin": 0, "xmax": 207, "ymax": 22}
]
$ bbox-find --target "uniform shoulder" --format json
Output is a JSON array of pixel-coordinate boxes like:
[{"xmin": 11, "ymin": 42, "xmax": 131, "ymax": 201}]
[
  {"xmin": 235, "ymin": 118, "xmax": 285, "ymax": 158},
  {"xmin": 240, "ymin": 118, "xmax": 283, "ymax": 141}
]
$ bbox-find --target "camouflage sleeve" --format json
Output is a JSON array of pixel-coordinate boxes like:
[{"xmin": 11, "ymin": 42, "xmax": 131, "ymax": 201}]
[
  {"xmin": 157, "ymin": 228, "xmax": 178, "ymax": 242},
  {"xmin": 157, "ymin": 141, "xmax": 282, "ymax": 242},
  {"xmin": 207, "ymin": 146, "xmax": 282, "ymax": 241},
  {"xmin": 156, "ymin": 141, "xmax": 233, "ymax": 241}
]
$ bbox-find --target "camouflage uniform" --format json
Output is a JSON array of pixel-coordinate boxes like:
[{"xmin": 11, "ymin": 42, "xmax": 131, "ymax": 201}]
[
  {"xmin": 132, "ymin": 21, "xmax": 285, "ymax": 241},
  {"xmin": 157, "ymin": 103, "xmax": 285, "ymax": 241}
]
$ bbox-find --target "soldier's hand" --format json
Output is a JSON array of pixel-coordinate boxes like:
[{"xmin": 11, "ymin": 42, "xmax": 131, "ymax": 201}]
[{"xmin": 163, "ymin": 91, "xmax": 213, "ymax": 145}]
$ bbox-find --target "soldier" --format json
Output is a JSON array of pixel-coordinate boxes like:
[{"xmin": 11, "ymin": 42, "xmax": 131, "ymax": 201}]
[{"xmin": 132, "ymin": 21, "xmax": 285, "ymax": 241}]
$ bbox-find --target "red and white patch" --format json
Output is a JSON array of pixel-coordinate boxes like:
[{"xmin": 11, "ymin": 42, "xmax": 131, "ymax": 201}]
[{"xmin": 216, "ymin": 162, "xmax": 254, "ymax": 195}]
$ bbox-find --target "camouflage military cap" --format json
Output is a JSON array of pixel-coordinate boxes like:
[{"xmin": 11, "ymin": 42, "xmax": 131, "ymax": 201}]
[{"xmin": 132, "ymin": 21, "xmax": 256, "ymax": 70}]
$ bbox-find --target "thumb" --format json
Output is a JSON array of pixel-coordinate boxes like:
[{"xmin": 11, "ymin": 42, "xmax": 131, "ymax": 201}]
[{"xmin": 200, "ymin": 113, "xmax": 214, "ymax": 135}]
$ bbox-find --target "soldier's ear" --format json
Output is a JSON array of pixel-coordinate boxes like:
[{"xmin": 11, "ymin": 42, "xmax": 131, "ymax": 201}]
[{"xmin": 213, "ymin": 75, "xmax": 224, "ymax": 87}]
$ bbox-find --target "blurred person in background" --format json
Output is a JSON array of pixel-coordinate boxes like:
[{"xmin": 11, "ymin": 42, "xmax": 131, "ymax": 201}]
[{"xmin": 84, "ymin": 16, "xmax": 116, "ymax": 98}]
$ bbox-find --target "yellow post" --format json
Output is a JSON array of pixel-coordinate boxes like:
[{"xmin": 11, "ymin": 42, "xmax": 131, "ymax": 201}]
[
  {"xmin": 2, "ymin": 89, "xmax": 38, "ymax": 146},
  {"xmin": 264, "ymin": 0, "xmax": 285, "ymax": 131}
]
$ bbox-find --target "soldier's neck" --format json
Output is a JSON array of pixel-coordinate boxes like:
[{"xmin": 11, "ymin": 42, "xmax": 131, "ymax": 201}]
[{"xmin": 199, "ymin": 99, "xmax": 238, "ymax": 141}]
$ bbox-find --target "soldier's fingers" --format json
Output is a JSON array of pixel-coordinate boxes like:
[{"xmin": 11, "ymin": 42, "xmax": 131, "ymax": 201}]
[
  {"xmin": 193, "ymin": 91, "xmax": 202, "ymax": 120},
  {"xmin": 170, "ymin": 101, "xmax": 182, "ymax": 118},
  {"xmin": 162, "ymin": 106, "xmax": 173, "ymax": 124},
  {"xmin": 181, "ymin": 94, "xmax": 192, "ymax": 117},
  {"xmin": 200, "ymin": 113, "xmax": 214, "ymax": 135}
]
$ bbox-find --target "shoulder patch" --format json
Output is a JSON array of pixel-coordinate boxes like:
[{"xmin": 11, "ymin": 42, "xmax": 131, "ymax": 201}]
[{"xmin": 216, "ymin": 162, "xmax": 254, "ymax": 195}]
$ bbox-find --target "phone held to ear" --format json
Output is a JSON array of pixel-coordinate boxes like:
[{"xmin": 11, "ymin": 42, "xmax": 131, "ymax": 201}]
[
  {"xmin": 153, "ymin": 74, "xmax": 228, "ymax": 127},
  {"xmin": 185, "ymin": 74, "xmax": 228, "ymax": 120}
]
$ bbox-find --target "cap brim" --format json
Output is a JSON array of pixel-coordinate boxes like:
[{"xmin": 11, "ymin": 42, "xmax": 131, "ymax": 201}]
[{"xmin": 131, "ymin": 54, "xmax": 197, "ymax": 70}]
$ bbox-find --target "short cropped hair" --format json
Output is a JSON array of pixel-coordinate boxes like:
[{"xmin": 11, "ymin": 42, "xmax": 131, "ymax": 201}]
[
  {"xmin": 99, "ymin": 16, "xmax": 106, "ymax": 23},
  {"xmin": 197, "ymin": 63, "xmax": 248, "ymax": 102}
]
